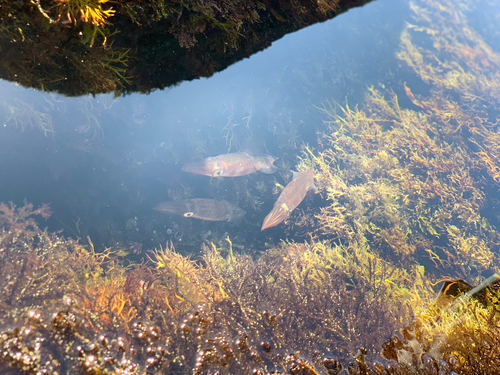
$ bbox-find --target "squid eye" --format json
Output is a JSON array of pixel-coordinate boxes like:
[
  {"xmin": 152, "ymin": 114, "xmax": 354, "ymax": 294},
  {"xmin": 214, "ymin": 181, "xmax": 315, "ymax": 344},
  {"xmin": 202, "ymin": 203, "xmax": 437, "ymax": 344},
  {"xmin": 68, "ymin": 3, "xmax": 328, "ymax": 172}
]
[
  {"xmin": 183, "ymin": 212, "xmax": 194, "ymax": 218},
  {"xmin": 214, "ymin": 169, "xmax": 224, "ymax": 177}
]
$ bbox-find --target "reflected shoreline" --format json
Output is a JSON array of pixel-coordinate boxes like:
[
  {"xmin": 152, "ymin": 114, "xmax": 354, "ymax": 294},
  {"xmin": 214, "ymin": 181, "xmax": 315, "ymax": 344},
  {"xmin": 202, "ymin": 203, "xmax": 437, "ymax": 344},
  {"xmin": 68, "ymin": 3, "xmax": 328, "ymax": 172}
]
[{"xmin": 0, "ymin": 0, "xmax": 371, "ymax": 96}]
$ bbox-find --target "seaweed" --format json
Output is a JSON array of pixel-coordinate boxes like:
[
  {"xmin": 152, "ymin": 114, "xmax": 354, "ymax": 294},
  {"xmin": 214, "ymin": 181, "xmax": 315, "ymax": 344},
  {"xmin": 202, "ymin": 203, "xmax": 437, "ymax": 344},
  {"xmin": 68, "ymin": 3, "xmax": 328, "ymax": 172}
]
[
  {"xmin": 2, "ymin": 0, "xmax": 500, "ymax": 373},
  {"xmin": 0, "ymin": 202, "xmax": 431, "ymax": 374},
  {"xmin": 298, "ymin": 0, "xmax": 500, "ymax": 280}
]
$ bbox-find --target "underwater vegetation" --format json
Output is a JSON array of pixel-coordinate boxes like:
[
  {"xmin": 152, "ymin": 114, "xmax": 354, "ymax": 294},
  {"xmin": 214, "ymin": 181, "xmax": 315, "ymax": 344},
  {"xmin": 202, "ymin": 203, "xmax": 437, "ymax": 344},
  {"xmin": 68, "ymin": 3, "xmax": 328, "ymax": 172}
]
[
  {"xmin": 382, "ymin": 274, "xmax": 500, "ymax": 375},
  {"xmin": 1, "ymin": 94, "xmax": 109, "ymax": 155},
  {"xmin": 299, "ymin": 0, "xmax": 500, "ymax": 282},
  {"xmin": 2, "ymin": 0, "xmax": 500, "ymax": 374},
  {"xmin": 0, "ymin": 201, "xmax": 433, "ymax": 374},
  {"xmin": 3, "ymin": 99, "xmax": 54, "ymax": 137},
  {"xmin": 1, "ymin": 202, "xmax": 500, "ymax": 374}
]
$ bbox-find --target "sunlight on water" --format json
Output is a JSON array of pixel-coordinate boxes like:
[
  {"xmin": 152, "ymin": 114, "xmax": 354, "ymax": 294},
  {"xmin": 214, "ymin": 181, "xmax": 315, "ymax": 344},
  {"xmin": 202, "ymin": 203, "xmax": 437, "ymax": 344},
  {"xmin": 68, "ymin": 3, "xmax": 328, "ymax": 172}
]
[{"xmin": 1, "ymin": 0, "xmax": 500, "ymax": 373}]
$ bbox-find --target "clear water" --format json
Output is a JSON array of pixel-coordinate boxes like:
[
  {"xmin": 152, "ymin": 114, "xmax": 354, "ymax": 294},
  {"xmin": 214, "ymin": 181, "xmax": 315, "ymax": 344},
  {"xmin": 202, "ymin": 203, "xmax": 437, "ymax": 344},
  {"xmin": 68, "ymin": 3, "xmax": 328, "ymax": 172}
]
[{"xmin": 0, "ymin": 0, "xmax": 498, "ymax": 262}]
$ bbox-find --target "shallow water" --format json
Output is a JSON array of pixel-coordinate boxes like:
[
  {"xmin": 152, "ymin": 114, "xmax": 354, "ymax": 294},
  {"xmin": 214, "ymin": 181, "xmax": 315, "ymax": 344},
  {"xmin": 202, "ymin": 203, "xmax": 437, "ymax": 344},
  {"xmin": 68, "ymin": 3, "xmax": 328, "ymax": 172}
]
[
  {"xmin": 0, "ymin": 0, "xmax": 499, "ymax": 268},
  {"xmin": 0, "ymin": 0, "xmax": 415, "ymax": 256},
  {"xmin": 1, "ymin": 0, "xmax": 500, "ymax": 372}
]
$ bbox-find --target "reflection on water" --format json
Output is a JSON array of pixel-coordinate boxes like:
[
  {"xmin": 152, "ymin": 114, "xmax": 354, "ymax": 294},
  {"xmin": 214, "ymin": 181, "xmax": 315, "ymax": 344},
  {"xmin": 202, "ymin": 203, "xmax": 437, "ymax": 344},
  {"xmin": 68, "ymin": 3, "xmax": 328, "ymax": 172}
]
[
  {"xmin": 0, "ymin": 0, "xmax": 405, "ymax": 254},
  {"xmin": 1, "ymin": 0, "xmax": 500, "ymax": 373}
]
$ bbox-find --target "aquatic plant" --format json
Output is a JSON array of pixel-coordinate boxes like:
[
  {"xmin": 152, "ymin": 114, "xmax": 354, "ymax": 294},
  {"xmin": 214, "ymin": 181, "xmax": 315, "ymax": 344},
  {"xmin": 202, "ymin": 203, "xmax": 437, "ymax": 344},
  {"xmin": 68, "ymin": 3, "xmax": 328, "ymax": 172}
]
[
  {"xmin": 382, "ymin": 275, "xmax": 500, "ymax": 375},
  {"xmin": 300, "ymin": 0, "xmax": 500, "ymax": 281},
  {"xmin": 4, "ymin": 99, "xmax": 54, "ymax": 136},
  {"xmin": 2, "ymin": 0, "xmax": 500, "ymax": 373},
  {"xmin": 3, "ymin": 200, "xmax": 500, "ymax": 374},
  {"xmin": 308, "ymin": 88, "xmax": 496, "ymax": 273},
  {"xmin": 0, "ymin": 201, "xmax": 434, "ymax": 374}
]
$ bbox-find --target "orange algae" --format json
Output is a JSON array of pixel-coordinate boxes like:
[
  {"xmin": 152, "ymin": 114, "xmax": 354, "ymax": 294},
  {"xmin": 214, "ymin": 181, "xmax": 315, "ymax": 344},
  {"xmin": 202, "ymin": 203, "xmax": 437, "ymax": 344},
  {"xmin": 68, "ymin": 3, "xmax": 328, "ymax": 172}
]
[
  {"xmin": 1, "ymin": 0, "xmax": 500, "ymax": 374},
  {"xmin": 0, "ymin": 202, "xmax": 431, "ymax": 374}
]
